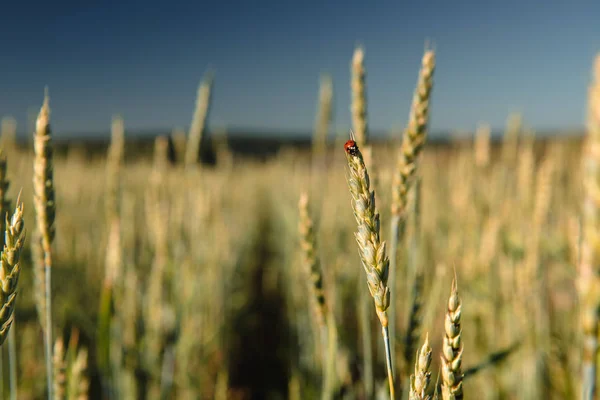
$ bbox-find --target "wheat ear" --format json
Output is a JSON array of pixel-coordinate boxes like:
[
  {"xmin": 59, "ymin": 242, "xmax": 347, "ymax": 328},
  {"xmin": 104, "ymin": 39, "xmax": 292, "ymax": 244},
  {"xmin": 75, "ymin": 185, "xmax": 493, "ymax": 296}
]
[
  {"xmin": 312, "ymin": 75, "xmax": 333, "ymax": 157},
  {"xmin": 0, "ymin": 152, "xmax": 20, "ymax": 400},
  {"xmin": 351, "ymin": 46, "xmax": 368, "ymax": 148},
  {"xmin": 105, "ymin": 115, "xmax": 125, "ymax": 221},
  {"xmin": 391, "ymin": 49, "xmax": 435, "ymax": 220},
  {"xmin": 0, "ymin": 196, "xmax": 25, "ymax": 345},
  {"xmin": 344, "ymin": 140, "xmax": 394, "ymax": 397},
  {"xmin": 298, "ymin": 192, "xmax": 337, "ymax": 400},
  {"xmin": 389, "ymin": 49, "xmax": 435, "ymax": 366},
  {"xmin": 33, "ymin": 89, "xmax": 56, "ymax": 399},
  {"xmin": 440, "ymin": 279, "xmax": 463, "ymax": 400},
  {"xmin": 298, "ymin": 192, "xmax": 328, "ymax": 326},
  {"xmin": 350, "ymin": 46, "xmax": 376, "ymax": 398},
  {"xmin": 184, "ymin": 71, "xmax": 213, "ymax": 168},
  {"xmin": 409, "ymin": 333, "xmax": 432, "ymax": 400}
]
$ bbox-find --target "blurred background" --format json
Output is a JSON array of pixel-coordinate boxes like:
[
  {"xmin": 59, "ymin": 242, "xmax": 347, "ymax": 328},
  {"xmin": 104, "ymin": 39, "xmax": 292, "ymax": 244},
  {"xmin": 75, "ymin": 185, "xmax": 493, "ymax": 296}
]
[{"xmin": 0, "ymin": 0, "xmax": 600, "ymax": 399}]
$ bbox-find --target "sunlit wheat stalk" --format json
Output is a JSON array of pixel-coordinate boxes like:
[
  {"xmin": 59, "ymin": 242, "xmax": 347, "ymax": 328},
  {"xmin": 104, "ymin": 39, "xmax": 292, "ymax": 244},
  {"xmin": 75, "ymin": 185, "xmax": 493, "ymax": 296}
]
[
  {"xmin": 350, "ymin": 46, "xmax": 375, "ymax": 398},
  {"xmin": 0, "ymin": 195, "xmax": 25, "ymax": 344},
  {"xmin": 32, "ymin": 89, "xmax": 56, "ymax": 400},
  {"xmin": 105, "ymin": 115, "xmax": 124, "ymax": 221},
  {"xmin": 184, "ymin": 72, "xmax": 213, "ymax": 168},
  {"xmin": 298, "ymin": 192, "xmax": 336, "ymax": 400},
  {"xmin": 298, "ymin": 192, "xmax": 328, "ymax": 327},
  {"xmin": 313, "ymin": 74, "xmax": 333, "ymax": 158},
  {"xmin": 344, "ymin": 139, "xmax": 394, "ymax": 398},
  {"xmin": 0, "ymin": 197, "xmax": 25, "ymax": 400},
  {"xmin": 440, "ymin": 278, "xmax": 463, "ymax": 400},
  {"xmin": 0, "ymin": 151, "xmax": 17, "ymax": 400},
  {"xmin": 409, "ymin": 333, "xmax": 432, "ymax": 400},
  {"xmin": 351, "ymin": 46, "xmax": 368, "ymax": 148},
  {"xmin": 389, "ymin": 48, "xmax": 435, "ymax": 369}
]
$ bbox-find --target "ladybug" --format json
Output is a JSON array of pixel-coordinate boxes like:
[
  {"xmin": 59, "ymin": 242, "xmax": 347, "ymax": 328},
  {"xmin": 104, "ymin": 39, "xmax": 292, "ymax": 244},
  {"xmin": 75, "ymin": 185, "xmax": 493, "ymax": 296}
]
[{"xmin": 344, "ymin": 139, "xmax": 360, "ymax": 156}]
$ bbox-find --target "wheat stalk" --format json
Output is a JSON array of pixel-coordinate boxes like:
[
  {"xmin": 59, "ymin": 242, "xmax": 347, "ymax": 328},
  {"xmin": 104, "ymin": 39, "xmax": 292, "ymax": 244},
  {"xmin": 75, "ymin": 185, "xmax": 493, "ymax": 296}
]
[
  {"xmin": 344, "ymin": 139, "xmax": 394, "ymax": 397},
  {"xmin": 298, "ymin": 192, "xmax": 337, "ymax": 400},
  {"xmin": 351, "ymin": 46, "xmax": 368, "ymax": 148},
  {"xmin": 390, "ymin": 49, "xmax": 435, "ymax": 220},
  {"xmin": 0, "ymin": 150, "xmax": 19, "ymax": 400},
  {"xmin": 389, "ymin": 48, "xmax": 435, "ymax": 371},
  {"xmin": 409, "ymin": 333, "xmax": 432, "ymax": 400},
  {"xmin": 350, "ymin": 46, "xmax": 377, "ymax": 398},
  {"xmin": 105, "ymin": 115, "xmax": 125, "ymax": 221},
  {"xmin": 440, "ymin": 279, "xmax": 463, "ymax": 400},
  {"xmin": 313, "ymin": 75, "xmax": 333, "ymax": 157},
  {"xmin": 184, "ymin": 72, "xmax": 213, "ymax": 168},
  {"xmin": 0, "ymin": 196, "xmax": 25, "ymax": 346},
  {"xmin": 33, "ymin": 88, "xmax": 56, "ymax": 400},
  {"xmin": 298, "ymin": 192, "xmax": 328, "ymax": 326}
]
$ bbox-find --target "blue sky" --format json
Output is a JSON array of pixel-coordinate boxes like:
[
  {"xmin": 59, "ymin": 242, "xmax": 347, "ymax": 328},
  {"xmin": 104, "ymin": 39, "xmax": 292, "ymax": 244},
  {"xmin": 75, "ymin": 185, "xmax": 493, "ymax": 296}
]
[{"xmin": 1, "ymin": 0, "xmax": 599, "ymax": 137}]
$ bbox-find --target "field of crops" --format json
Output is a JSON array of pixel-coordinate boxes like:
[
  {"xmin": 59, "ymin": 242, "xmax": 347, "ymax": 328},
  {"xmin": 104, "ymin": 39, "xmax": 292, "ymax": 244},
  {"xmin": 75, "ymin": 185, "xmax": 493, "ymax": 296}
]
[{"xmin": 0, "ymin": 49, "xmax": 599, "ymax": 400}]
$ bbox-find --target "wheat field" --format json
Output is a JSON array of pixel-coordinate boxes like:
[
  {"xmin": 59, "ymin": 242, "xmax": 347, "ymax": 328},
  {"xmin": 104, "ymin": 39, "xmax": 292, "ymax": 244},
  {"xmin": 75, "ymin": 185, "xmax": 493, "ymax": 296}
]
[{"xmin": 0, "ymin": 50, "xmax": 598, "ymax": 400}]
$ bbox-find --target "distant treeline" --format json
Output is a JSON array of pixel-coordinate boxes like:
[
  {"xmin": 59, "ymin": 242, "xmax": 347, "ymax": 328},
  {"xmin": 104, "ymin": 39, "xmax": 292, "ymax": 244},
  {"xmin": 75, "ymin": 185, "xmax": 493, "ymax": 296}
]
[{"xmin": 8, "ymin": 128, "xmax": 584, "ymax": 164}]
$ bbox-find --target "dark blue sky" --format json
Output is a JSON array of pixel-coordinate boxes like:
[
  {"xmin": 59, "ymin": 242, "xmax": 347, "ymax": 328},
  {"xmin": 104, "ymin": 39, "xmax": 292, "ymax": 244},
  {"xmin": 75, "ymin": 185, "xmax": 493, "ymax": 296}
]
[{"xmin": 1, "ymin": 0, "xmax": 599, "ymax": 137}]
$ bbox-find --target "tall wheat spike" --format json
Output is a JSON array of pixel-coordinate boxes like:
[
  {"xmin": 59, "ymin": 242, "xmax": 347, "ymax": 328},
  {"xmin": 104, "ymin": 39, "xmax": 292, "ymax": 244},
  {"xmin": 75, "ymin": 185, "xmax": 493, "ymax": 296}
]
[
  {"xmin": 0, "ymin": 196, "xmax": 25, "ymax": 400},
  {"xmin": 0, "ymin": 151, "xmax": 19, "ymax": 400},
  {"xmin": 184, "ymin": 72, "xmax": 213, "ymax": 168},
  {"xmin": 389, "ymin": 48, "xmax": 435, "ymax": 368},
  {"xmin": 390, "ymin": 49, "xmax": 436, "ymax": 222},
  {"xmin": 105, "ymin": 115, "xmax": 125, "ymax": 221},
  {"xmin": 298, "ymin": 192, "xmax": 337, "ymax": 399},
  {"xmin": 440, "ymin": 279, "xmax": 463, "ymax": 400},
  {"xmin": 0, "ymin": 196, "xmax": 25, "ymax": 345},
  {"xmin": 313, "ymin": 74, "xmax": 333, "ymax": 158},
  {"xmin": 298, "ymin": 192, "xmax": 328, "ymax": 326},
  {"xmin": 33, "ymin": 89, "xmax": 56, "ymax": 399},
  {"xmin": 351, "ymin": 46, "xmax": 368, "ymax": 148},
  {"xmin": 344, "ymin": 139, "xmax": 394, "ymax": 398},
  {"xmin": 409, "ymin": 334, "xmax": 432, "ymax": 400},
  {"xmin": 580, "ymin": 53, "xmax": 600, "ymax": 400},
  {"xmin": 350, "ymin": 45, "xmax": 376, "ymax": 398}
]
